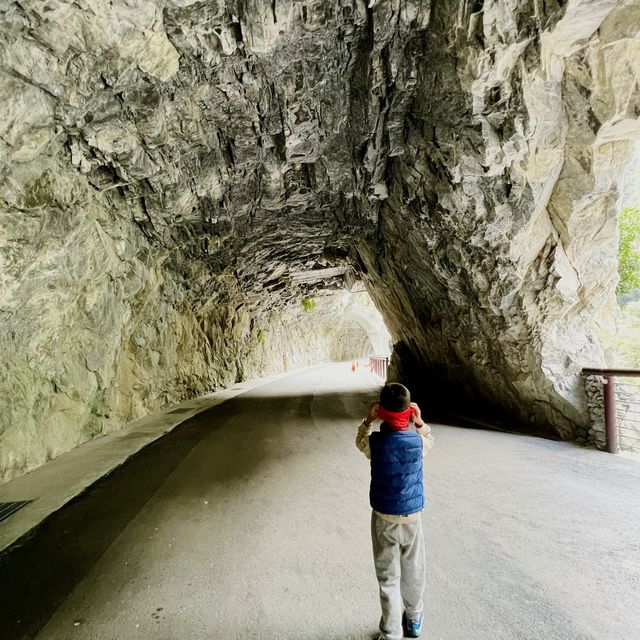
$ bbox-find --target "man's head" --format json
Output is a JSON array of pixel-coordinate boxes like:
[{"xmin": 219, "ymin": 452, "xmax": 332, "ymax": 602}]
[{"xmin": 379, "ymin": 383, "xmax": 411, "ymax": 412}]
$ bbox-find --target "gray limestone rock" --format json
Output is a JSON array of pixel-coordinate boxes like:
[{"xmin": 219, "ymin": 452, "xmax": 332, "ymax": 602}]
[{"xmin": 1, "ymin": 0, "xmax": 639, "ymax": 481}]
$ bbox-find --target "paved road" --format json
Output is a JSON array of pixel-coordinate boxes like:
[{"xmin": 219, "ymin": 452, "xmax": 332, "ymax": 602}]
[{"xmin": 6, "ymin": 363, "xmax": 640, "ymax": 639}]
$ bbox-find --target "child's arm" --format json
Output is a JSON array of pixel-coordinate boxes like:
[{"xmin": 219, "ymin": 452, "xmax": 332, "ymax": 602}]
[
  {"xmin": 417, "ymin": 423, "xmax": 435, "ymax": 455},
  {"xmin": 355, "ymin": 420, "xmax": 372, "ymax": 459},
  {"xmin": 411, "ymin": 402, "xmax": 435, "ymax": 455},
  {"xmin": 355, "ymin": 402, "xmax": 379, "ymax": 460}
]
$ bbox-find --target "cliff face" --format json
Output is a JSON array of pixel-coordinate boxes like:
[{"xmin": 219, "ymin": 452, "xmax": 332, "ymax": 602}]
[
  {"xmin": 363, "ymin": 0, "xmax": 640, "ymax": 434},
  {"xmin": 1, "ymin": 0, "xmax": 638, "ymax": 481}
]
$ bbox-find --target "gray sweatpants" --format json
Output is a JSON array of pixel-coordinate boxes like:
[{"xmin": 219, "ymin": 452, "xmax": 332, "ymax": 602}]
[{"xmin": 371, "ymin": 511, "xmax": 426, "ymax": 640}]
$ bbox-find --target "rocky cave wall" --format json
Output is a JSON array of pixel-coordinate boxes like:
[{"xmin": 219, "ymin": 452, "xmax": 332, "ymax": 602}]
[
  {"xmin": 356, "ymin": 0, "xmax": 640, "ymax": 436},
  {"xmin": 1, "ymin": 0, "xmax": 639, "ymax": 481}
]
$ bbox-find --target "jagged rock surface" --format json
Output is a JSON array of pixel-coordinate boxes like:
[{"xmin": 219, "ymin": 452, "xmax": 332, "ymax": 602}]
[
  {"xmin": 360, "ymin": 0, "xmax": 640, "ymax": 435},
  {"xmin": 1, "ymin": 0, "xmax": 639, "ymax": 480}
]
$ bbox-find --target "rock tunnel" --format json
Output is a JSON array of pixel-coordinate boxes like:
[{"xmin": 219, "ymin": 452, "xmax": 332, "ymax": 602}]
[{"xmin": 1, "ymin": 0, "xmax": 639, "ymax": 483}]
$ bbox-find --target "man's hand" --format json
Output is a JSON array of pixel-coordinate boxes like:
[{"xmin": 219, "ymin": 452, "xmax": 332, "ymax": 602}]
[
  {"xmin": 364, "ymin": 401, "xmax": 379, "ymax": 427},
  {"xmin": 409, "ymin": 402, "xmax": 425, "ymax": 427}
]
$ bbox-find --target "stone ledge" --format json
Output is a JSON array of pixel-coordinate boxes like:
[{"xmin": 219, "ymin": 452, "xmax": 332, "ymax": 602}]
[{"xmin": 0, "ymin": 367, "xmax": 313, "ymax": 555}]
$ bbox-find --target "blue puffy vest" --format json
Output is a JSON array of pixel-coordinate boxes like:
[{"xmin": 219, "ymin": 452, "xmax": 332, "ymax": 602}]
[{"xmin": 369, "ymin": 428, "xmax": 424, "ymax": 516}]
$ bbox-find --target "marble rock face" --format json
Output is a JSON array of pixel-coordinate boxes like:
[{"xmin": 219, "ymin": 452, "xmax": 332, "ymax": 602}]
[{"xmin": 1, "ymin": 0, "xmax": 638, "ymax": 481}]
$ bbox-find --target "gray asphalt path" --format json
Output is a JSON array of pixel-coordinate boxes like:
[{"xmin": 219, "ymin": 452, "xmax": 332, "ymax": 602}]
[{"xmin": 30, "ymin": 363, "xmax": 640, "ymax": 639}]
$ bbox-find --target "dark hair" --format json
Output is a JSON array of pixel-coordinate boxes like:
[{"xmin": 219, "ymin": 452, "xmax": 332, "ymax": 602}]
[{"xmin": 379, "ymin": 383, "xmax": 410, "ymax": 412}]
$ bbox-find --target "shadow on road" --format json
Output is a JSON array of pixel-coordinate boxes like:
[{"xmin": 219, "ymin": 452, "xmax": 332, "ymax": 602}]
[
  {"xmin": 0, "ymin": 387, "xmax": 376, "ymax": 639},
  {"xmin": 0, "ymin": 379, "xmax": 563, "ymax": 639}
]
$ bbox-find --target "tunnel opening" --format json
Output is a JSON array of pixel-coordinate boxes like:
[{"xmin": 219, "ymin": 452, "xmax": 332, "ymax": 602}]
[
  {"xmin": 1, "ymin": 1, "xmax": 640, "ymax": 484},
  {"xmin": 243, "ymin": 288, "xmax": 391, "ymax": 376}
]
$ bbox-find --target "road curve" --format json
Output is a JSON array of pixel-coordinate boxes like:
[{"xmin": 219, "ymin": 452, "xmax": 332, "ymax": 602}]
[{"xmin": 3, "ymin": 363, "xmax": 640, "ymax": 640}]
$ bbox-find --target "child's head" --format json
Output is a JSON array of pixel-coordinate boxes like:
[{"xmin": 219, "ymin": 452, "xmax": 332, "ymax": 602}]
[{"xmin": 379, "ymin": 383, "xmax": 411, "ymax": 412}]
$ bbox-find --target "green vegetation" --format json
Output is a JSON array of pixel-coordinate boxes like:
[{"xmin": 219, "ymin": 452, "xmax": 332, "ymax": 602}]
[
  {"xmin": 617, "ymin": 207, "xmax": 640, "ymax": 296},
  {"xmin": 616, "ymin": 303, "xmax": 640, "ymax": 368},
  {"xmin": 616, "ymin": 207, "xmax": 640, "ymax": 368},
  {"xmin": 300, "ymin": 297, "xmax": 316, "ymax": 313}
]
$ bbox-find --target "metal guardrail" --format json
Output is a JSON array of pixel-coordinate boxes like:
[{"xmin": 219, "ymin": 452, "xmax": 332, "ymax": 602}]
[
  {"xmin": 582, "ymin": 368, "xmax": 640, "ymax": 377},
  {"xmin": 370, "ymin": 355, "xmax": 389, "ymax": 380},
  {"xmin": 582, "ymin": 368, "xmax": 640, "ymax": 453}
]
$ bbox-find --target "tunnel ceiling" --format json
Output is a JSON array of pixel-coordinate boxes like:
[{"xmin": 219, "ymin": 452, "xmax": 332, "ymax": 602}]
[{"xmin": 1, "ymin": 0, "xmax": 640, "ymax": 480}]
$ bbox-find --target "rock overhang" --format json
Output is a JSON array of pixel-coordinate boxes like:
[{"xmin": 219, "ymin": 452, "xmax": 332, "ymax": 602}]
[{"xmin": 1, "ymin": 0, "xmax": 639, "ymax": 481}]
